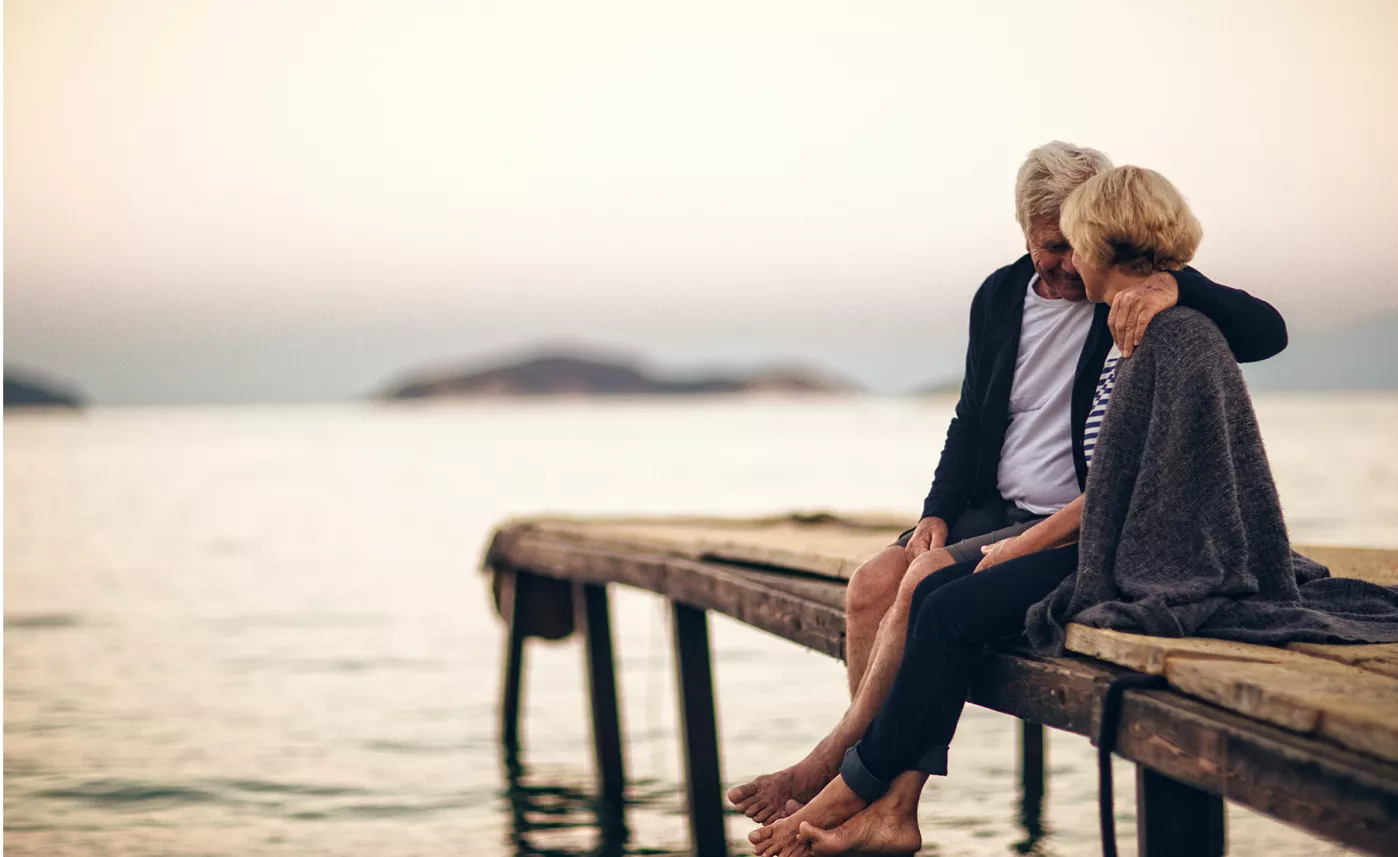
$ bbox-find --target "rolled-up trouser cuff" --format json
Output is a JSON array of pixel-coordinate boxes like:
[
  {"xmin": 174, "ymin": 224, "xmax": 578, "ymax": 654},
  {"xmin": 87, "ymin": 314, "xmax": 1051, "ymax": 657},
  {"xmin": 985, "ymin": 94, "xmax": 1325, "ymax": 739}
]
[
  {"xmin": 915, "ymin": 743, "xmax": 949, "ymax": 777},
  {"xmin": 841, "ymin": 743, "xmax": 950, "ymax": 803},
  {"xmin": 840, "ymin": 745, "xmax": 892, "ymax": 802}
]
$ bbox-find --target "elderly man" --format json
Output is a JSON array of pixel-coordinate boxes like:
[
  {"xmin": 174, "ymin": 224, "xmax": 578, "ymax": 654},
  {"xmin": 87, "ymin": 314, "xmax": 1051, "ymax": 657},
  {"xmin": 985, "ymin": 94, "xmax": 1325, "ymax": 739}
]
[{"xmin": 728, "ymin": 141, "xmax": 1287, "ymax": 824}]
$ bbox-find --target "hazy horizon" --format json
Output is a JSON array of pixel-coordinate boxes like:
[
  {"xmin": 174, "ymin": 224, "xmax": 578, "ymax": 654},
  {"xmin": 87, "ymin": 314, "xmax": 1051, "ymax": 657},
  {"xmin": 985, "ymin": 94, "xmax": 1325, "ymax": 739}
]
[{"xmin": 7, "ymin": 0, "xmax": 1398, "ymax": 405}]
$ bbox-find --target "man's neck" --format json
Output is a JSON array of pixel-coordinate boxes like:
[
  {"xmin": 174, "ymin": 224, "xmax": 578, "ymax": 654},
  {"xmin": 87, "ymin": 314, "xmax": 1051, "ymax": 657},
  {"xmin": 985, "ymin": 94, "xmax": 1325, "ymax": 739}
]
[{"xmin": 1032, "ymin": 274, "xmax": 1060, "ymax": 299}]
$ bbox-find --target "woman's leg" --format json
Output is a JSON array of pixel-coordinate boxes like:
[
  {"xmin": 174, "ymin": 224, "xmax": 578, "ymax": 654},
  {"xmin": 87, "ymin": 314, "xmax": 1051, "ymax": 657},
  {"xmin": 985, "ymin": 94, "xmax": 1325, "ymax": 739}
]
[
  {"xmin": 843, "ymin": 545, "xmax": 1080, "ymax": 795},
  {"xmin": 746, "ymin": 560, "xmax": 978, "ymax": 850}
]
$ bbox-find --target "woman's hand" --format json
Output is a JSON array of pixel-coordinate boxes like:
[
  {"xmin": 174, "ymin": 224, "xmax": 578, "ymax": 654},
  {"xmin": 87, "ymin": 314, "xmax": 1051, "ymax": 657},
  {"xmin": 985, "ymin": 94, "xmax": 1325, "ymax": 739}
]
[{"xmin": 976, "ymin": 534, "xmax": 1031, "ymax": 572}]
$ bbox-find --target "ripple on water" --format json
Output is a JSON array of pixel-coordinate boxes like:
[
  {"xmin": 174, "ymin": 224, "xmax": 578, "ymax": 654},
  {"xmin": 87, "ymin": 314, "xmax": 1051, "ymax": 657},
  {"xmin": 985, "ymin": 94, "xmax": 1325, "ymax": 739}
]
[
  {"xmin": 4, "ymin": 614, "xmax": 85, "ymax": 630},
  {"xmin": 35, "ymin": 779, "xmax": 221, "ymax": 808}
]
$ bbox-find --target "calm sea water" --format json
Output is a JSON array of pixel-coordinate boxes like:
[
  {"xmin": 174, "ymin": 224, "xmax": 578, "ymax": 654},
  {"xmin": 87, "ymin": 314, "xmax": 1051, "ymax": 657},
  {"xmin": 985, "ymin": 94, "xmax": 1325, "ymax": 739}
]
[{"xmin": 6, "ymin": 395, "xmax": 1396, "ymax": 856}]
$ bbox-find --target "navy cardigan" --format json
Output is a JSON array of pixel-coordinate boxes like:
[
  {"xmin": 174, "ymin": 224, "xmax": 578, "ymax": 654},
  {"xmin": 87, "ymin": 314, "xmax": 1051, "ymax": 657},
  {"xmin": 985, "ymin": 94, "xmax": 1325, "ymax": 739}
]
[{"xmin": 920, "ymin": 254, "xmax": 1288, "ymax": 525}]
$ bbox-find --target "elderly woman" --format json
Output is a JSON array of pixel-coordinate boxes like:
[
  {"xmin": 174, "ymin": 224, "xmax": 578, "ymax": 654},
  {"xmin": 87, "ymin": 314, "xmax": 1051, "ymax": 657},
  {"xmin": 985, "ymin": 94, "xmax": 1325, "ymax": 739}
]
[{"xmin": 749, "ymin": 167, "xmax": 1398, "ymax": 857}]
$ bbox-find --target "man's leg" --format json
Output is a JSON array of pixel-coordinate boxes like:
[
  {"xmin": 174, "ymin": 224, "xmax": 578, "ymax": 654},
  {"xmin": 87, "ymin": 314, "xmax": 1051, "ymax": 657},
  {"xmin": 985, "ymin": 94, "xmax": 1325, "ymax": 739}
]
[
  {"xmin": 846, "ymin": 498, "xmax": 1012, "ymax": 698},
  {"xmin": 843, "ymin": 546, "xmax": 907, "ymax": 698}
]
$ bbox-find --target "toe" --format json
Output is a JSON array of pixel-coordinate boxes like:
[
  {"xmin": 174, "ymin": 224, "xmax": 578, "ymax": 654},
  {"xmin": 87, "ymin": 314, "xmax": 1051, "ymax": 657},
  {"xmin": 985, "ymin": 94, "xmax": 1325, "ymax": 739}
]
[
  {"xmin": 749, "ymin": 825, "xmax": 773, "ymax": 845},
  {"xmin": 753, "ymin": 803, "xmax": 780, "ymax": 825},
  {"xmin": 783, "ymin": 799, "xmax": 804, "ymax": 817},
  {"xmin": 728, "ymin": 781, "xmax": 757, "ymax": 805},
  {"xmin": 801, "ymin": 822, "xmax": 841, "ymax": 857}
]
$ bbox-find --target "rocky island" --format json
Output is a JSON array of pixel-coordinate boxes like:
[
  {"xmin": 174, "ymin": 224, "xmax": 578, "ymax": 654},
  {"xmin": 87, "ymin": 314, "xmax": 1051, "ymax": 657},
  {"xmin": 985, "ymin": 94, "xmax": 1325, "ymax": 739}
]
[
  {"xmin": 379, "ymin": 353, "xmax": 858, "ymax": 399},
  {"xmin": 4, "ymin": 370, "xmax": 84, "ymax": 409}
]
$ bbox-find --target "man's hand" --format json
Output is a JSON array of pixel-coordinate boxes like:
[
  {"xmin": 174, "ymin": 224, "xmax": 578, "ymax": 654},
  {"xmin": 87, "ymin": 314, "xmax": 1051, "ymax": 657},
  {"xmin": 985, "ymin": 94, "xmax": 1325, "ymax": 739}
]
[
  {"xmin": 976, "ymin": 533, "xmax": 1031, "ymax": 572},
  {"xmin": 1108, "ymin": 271, "xmax": 1178, "ymax": 357},
  {"xmin": 904, "ymin": 516, "xmax": 948, "ymax": 561}
]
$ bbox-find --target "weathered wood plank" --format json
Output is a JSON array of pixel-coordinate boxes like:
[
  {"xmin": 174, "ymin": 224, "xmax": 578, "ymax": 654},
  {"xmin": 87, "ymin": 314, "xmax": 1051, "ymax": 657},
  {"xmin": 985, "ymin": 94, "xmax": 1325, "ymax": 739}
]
[
  {"xmin": 1294, "ymin": 545, "xmax": 1398, "ymax": 586},
  {"xmin": 494, "ymin": 530, "xmax": 847, "ymax": 658},
  {"xmin": 1165, "ymin": 657, "xmax": 1398, "ymax": 764},
  {"xmin": 1065, "ymin": 626, "xmax": 1308, "ymax": 675},
  {"xmin": 496, "ymin": 522, "xmax": 1397, "ymax": 587},
  {"xmin": 1287, "ymin": 642, "xmax": 1398, "ymax": 679},
  {"xmin": 525, "ymin": 518, "xmax": 895, "ymax": 581},
  {"xmin": 973, "ymin": 649, "xmax": 1398, "ymax": 856},
  {"xmin": 1066, "ymin": 626, "xmax": 1398, "ymax": 763}
]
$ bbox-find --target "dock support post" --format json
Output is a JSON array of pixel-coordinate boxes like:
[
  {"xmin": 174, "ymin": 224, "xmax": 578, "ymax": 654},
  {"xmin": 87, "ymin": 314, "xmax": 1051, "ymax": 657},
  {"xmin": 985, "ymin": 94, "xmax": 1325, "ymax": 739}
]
[
  {"xmin": 501, "ymin": 569, "xmax": 528, "ymax": 751},
  {"xmin": 1018, "ymin": 720, "xmax": 1045, "ymax": 822},
  {"xmin": 672, "ymin": 602, "xmax": 727, "ymax": 857},
  {"xmin": 576, "ymin": 582, "xmax": 626, "ymax": 811},
  {"xmin": 1136, "ymin": 766, "xmax": 1225, "ymax": 857}
]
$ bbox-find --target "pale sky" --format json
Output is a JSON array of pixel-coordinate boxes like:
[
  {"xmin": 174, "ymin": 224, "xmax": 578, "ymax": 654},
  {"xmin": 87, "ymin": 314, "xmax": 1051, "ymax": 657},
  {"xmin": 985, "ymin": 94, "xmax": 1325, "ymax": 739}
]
[{"xmin": 6, "ymin": 0, "xmax": 1398, "ymax": 404}]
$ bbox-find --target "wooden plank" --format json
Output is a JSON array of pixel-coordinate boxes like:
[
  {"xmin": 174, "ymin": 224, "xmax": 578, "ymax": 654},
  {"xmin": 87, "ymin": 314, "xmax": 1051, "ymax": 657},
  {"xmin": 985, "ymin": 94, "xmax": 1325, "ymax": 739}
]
[
  {"xmin": 1065, "ymin": 626, "xmax": 1307, "ymax": 675},
  {"xmin": 576, "ymin": 582, "xmax": 626, "ymax": 809},
  {"xmin": 972, "ymin": 650, "xmax": 1398, "ymax": 856},
  {"xmin": 1287, "ymin": 642, "xmax": 1398, "ymax": 679},
  {"xmin": 526, "ymin": 518, "xmax": 894, "ymax": 581},
  {"xmin": 1067, "ymin": 626, "xmax": 1398, "ymax": 762},
  {"xmin": 672, "ymin": 603, "xmax": 727, "ymax": 857},
  {"xmin": 1165, "ymin": 657, "xmax": 1398, "ymax": 763},
  {"xmin": 1295, "ymin": 545, "xmax": 1398, "ymax": 586},
  {"xmin": 495, "ymin": 526, "xmax": 1396, "ymax": 586},
  {"xmin": 496, "ymin": 530, "xmax": 847, "ymax": 659}
]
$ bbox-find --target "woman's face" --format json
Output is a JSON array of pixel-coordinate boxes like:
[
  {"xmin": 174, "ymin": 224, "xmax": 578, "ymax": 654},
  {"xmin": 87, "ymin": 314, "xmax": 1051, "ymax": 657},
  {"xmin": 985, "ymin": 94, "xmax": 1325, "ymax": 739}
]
[{"xmin": 1066, "ymin": 248, "xmax": 1112, "ymax": 303}]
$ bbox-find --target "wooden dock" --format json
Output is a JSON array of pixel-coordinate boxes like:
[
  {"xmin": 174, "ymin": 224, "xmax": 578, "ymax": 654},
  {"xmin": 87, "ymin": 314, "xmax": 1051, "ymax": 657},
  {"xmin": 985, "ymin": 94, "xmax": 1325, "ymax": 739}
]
[{"xmin": 484, "ymin": 514, "xmax": 1398, "ymax": 857}]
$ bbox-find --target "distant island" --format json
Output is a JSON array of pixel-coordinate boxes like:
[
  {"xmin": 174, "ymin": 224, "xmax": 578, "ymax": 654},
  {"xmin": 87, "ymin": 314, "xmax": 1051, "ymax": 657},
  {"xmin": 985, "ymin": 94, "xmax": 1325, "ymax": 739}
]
[
  {"xmin": 379, "ymin": 353, "xmax": 859, "ymax": 399},
  {"xmin": 4, "ymin": 370, "xmax": 84, "ymax": 409}
]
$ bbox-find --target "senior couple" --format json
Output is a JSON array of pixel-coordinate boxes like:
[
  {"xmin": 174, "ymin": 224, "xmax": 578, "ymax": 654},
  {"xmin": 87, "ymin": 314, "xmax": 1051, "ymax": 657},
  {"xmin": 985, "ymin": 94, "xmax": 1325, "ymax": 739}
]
[{"xmin": 729, "ymin": 142, "xmax": 1398, "ymax": 857}]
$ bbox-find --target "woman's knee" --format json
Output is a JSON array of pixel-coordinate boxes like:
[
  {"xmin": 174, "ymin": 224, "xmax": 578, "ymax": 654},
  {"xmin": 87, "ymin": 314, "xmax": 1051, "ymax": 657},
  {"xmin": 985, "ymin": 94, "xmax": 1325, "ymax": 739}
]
[
  {"xmin": 906, "ymin": 550, "xmax": 971, "ymax": 602},
  {"xmin": 912, "ymin": 578, "xmax": 986, "ymax": 644}
]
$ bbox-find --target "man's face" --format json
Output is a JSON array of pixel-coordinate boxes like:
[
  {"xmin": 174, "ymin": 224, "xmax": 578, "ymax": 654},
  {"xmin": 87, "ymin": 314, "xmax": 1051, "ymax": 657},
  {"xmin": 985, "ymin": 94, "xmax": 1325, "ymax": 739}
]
[
  {"xmin": 1026, "ymin": 217, "xmax": 1087, "ymax": 301},
  {"xmin": 1067, "ymin": 248, "xmax": 1110, "ymax": 303}
]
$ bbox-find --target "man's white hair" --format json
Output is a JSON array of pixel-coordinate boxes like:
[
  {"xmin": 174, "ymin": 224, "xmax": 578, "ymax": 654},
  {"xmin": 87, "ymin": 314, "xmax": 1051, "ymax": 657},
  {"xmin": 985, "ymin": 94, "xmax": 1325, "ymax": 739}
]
[{"xmin": 1015, "ymin": 141, "xmax": 1113, "ymax": 235}]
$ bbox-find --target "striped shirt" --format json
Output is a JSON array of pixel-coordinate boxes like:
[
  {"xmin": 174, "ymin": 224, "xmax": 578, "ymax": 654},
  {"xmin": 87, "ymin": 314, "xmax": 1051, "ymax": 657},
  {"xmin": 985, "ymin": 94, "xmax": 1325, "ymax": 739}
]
[{"xmin": 1083, "ymin": 344, "xmax": 1122, "ymax": 469}]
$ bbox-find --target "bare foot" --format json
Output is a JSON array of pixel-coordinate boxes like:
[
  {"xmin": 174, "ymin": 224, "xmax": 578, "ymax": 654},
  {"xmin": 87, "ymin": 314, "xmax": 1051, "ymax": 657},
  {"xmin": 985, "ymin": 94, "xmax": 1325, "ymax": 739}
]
[
  {"xmin": 728, "ymin": 751, "xmax": 839, "ymax": 825},
  {"xmin": 748, "ymin": 775, "xmax": 866, "ymax": 857},
  {"xmin": 799, "ymin": 791, "xmax": 922, "ymax": 856}
]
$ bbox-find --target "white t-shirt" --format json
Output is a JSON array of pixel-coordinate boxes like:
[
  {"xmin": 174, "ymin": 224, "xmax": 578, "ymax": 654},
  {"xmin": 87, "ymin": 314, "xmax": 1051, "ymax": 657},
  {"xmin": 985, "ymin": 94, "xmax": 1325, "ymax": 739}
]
[{"xmin": 996, "ymin": 274, "xmax": 1095, "ymax": 515}]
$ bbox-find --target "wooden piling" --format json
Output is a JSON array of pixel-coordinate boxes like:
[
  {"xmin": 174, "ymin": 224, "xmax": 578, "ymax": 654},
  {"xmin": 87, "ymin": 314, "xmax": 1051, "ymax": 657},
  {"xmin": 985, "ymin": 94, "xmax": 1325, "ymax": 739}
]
[
  {"xmin": 500, "ymin": 569, "xmax": 528, "ymax": 750},
  {"xmin": 1019, "ymin": 719, "xmax": 1045, "ymax": 809},
  {"xmin": 1136, "ymin": 765, "xmax": 1226, "ymax": 857},
  {"xmin": 576, "ymin": 581, "xmax": 626, "ymax": 810},
  {"xmin": 672, "ymin": 602, "xmax": 727, "ymax": 857}
]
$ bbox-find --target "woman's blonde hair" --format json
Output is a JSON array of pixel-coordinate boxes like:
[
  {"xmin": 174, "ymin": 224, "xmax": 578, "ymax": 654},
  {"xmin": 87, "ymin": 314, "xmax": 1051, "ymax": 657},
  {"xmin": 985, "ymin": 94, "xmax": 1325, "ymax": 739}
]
[
  {"xmin": 1014, "ymin": 141, "xmax": 1113, "ymax": 235},
  {"xmin": 1060, "ymin": 166, "xmax": 1203, "ymax": 275}
]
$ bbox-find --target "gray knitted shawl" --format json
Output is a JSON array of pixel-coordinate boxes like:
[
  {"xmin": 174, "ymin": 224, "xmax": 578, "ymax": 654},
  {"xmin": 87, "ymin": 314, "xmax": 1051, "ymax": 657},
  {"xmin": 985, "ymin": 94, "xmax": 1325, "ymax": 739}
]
[{"xmin": 1025, "ymin": 307, "xmax": 1398, "ymax": 655}]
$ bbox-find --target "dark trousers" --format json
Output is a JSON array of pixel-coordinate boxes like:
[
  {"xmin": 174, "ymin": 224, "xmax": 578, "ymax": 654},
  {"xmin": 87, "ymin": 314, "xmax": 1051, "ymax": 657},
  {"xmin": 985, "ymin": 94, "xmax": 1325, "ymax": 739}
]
[{"xmin": 840, "ymin": 545, "xmax": 1080, "ymax": 799}]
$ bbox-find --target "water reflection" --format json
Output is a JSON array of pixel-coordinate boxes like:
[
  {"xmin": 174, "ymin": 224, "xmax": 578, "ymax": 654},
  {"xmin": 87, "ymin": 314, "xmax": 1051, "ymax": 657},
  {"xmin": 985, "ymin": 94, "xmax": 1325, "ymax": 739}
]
[
  {"xmin": 502, "ymin": 747, "xmax": 685, "ymax": 857},
  {"xmin": 1013, "ymin": 782, "xmax": 1052, "ymax": 856}
]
